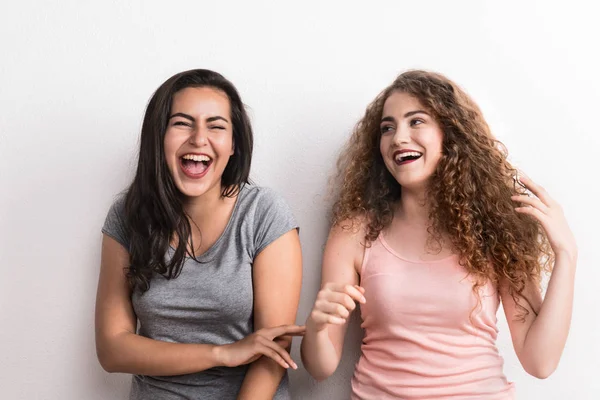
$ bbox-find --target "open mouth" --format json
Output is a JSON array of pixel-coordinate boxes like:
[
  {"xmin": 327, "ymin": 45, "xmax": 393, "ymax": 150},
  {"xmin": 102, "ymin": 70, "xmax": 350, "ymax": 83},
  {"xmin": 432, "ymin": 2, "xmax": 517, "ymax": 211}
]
[
  {"xmin": 180, "ymin": 154, "xmax": 213, "ymax": 177},
  {"xmin": 394, "ymin": 151, "xmax": 423, "ymax": 165}
]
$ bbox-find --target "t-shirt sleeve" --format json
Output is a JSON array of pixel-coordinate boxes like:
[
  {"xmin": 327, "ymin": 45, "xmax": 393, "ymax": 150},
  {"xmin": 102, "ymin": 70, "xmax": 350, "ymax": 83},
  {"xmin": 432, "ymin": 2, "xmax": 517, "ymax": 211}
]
[
  {"xmin": 101, "ymin": 196, "xmax": 130, "ymax": 250},
  {"xmin": 253, "ymin": 187, "xmax": 299, "ymax": 257}
]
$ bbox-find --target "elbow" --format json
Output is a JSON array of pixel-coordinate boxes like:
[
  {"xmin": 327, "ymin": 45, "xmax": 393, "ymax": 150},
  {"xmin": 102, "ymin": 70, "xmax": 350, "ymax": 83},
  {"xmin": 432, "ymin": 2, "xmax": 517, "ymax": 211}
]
[
  {"xmin": 301, "ymin": 359, "xmax": 337, "ymax": 382},
  {"xmin": 519, "ymin": 346, "xmax": 562, "ymax": 379},
  {"xmin": 97, "ymin": 354, "xmax": 117, "ymax": 373},
  {"xmin": 97, "ymin": 351, "xmax": 120, "ymax": 373},
  {"xmin": 311, "ymin": 366, "xmax": 336, "ymax": 382},
  {"xmin": 96, "ymin": 344, "xmax": 125, "ymax": 374},
  {"xmin": 529, "ymin": 370, "xmax": 552, "ymax": 380},
  {"xmin": 96, "ymin": 330, "xmax": 133, "ymax": 373},
  {"xmin": 300, "ymin": 351, "xmax": 336, "ymax": 382},
  {"xmin": 309, "ymin": 369, "xmax": 335, "ymax": 382},
  {"xmin": 524, "ymin": 362, "xmax": 557, "ymax": 380}
]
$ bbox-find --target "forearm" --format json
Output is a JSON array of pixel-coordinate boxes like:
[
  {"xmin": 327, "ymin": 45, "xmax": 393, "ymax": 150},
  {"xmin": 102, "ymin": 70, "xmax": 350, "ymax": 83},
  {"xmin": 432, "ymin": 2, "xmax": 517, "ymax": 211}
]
[
  {"xmin": 97, "ymin": 331, "xmax": 222, "ymax": 376},
  {"xmin": 301, "ymin": 323, "xmax": 342, "ymax": 381},
  {"xmin": 520, "ymin": 251, "xmax": 577, "ymax": 376},
  {"xmin": 237, "ymin": 356, "xmax": 286, "ymax": 400}
]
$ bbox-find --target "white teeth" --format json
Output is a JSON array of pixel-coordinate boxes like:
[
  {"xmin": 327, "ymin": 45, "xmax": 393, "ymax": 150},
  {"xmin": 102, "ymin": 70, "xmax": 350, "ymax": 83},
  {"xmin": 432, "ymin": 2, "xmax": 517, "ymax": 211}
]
[
  {"xmin": 182, "ymin": 154, "xmax": 211, "ymax": 162},
  {"xmin": 395, "ymin": 151, "xmax": 422, "ymax": 162}
]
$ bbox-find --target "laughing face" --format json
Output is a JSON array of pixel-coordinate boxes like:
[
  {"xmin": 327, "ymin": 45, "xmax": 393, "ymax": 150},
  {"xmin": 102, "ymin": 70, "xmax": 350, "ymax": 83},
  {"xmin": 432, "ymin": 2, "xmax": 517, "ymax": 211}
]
[
  {"xmin": 164, "ymin": 86, "xmax": 234, "ymax": 199},
  {"xmin": 379, "ymin": 91, "xmax": 444, "ymax": 191}
]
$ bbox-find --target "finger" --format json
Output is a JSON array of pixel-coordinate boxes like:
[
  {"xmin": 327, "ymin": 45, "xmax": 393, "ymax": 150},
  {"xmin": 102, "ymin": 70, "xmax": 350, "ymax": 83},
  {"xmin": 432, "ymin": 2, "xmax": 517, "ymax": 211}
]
[
  {"xmin": 515, "ymin": 206, "xmax": 548, "ymax": 226},
  {"xmin": 354, "ymin": 285, "xmax": 366, "ymax": 294},
  {"xmin": 259, "ymin": 345, "xmax": 292, "ymax": 369},
  {"xmin": 316, "ymin": 299, "xmax": 352, "ymax": 318},
  {"xmin": 273, "ymin": 335, "xmax": 294, "ymax": 348},
  {"xmin": 310, "ymin": 309, "xmax": 346, "ymax": 326},
  {"xmin": 331, "ymin": 284, "xmax": 366, "ymax": 304},
  {"xmin": 511, "ymin": 195, "xmax": 549, "ymax": 214},
  {"xmin": 325, "ymin": 291, "xmax": 359, "ymax": 312},
  {"xmin": 272, "ymin": 331, "xmax": 306, "ymax": 344},
  {"xmin": 277, "ymin": 331, "xmax": 306, "ymax": 337},
  {"xmin": 259, "ymin": 337, "xmax": 298, "ymax": 369},
  {"xmin": 517, "ymin": 174, "xmax": 554, "ymax": 207},
  {"xmin": 263, "ymin": 325, "xmax": 306, "ymax": 339}
]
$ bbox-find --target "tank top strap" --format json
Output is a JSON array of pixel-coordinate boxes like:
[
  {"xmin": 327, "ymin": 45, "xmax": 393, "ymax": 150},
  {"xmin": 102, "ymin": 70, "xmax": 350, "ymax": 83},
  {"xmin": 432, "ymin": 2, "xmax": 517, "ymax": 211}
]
[{"xmin": 359, "ymin": 234, "xmax": 383, "ymax": 281}]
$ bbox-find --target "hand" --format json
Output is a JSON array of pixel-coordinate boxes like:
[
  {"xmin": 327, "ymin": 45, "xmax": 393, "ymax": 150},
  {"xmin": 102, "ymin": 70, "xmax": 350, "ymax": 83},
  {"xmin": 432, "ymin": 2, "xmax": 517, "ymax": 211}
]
[
  {"xmin": 307, "ymin": 283, "xmax": 366, "ymax": 332},
  {"xmin": 217, "ymin": 325, "xmax": 305, "ymax": 370},
  {"xmin": 512, "ymin": 174, "xmax": 577, "ymax": 258}
]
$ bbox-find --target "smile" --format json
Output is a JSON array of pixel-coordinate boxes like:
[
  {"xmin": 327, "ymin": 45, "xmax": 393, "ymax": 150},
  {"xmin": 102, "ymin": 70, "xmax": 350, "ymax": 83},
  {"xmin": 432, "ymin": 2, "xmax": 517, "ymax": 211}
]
[
  {"xmin": 394, "ymin": 150, "xmax": 423, "ymax": 166},
  {"xmin": 180, "ymin": 153, "xmax": 213, "ymax": 178}
]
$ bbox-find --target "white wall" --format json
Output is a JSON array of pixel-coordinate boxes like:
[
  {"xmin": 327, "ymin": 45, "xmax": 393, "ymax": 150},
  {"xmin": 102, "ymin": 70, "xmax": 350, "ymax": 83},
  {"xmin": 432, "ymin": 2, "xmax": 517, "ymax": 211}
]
[{"xmin": 1, "ymin": 1, "xmax": 598, "ymax": 399}]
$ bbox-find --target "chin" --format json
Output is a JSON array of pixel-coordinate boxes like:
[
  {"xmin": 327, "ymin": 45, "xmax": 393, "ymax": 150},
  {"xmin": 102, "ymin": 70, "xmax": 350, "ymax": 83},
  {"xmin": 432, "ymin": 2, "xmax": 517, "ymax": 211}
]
[
  {"xmin": 180, "ymin": 188, "xmax": 210, "ymax": 198},
  {"xmin": 395, "ymin": 176, "xmax": 429, "ymax": 191},
  {"xmin": 175, "ymin": 180, "xmax": 217, "ymax": 198}
]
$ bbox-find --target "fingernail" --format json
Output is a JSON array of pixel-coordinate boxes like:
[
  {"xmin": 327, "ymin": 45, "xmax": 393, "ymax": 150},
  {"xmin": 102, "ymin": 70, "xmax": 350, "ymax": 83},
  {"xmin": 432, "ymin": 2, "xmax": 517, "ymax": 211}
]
[
  {"xmin": 292, "ymin": 361, "xmax": 298, "ymax": 369},
  {"xmin": 284, "ymin": 362, "xmax": 290, "ymax": 368}
]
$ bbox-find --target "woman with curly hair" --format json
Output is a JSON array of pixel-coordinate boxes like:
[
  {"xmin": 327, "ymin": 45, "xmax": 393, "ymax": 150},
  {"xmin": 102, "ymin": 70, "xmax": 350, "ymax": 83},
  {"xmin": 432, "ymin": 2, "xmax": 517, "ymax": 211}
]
[{"xmin": 301, "ymin": 70, "xmax": 577, "ymax": 399}]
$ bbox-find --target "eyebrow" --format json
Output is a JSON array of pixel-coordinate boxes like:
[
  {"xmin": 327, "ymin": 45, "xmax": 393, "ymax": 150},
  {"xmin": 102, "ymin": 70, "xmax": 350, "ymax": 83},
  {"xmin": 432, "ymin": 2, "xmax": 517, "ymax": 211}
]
[
  {"xmin": 168, "ymin": 113, "xmax": 230, "ymax": 123},
  {"xmin": 207, "ymin": 116, "xmax": 230, "ymax": 123},
  {"xmin": 169, "ymin": 112, "xmax": 194, "ymax": 122},
  {"xmin": 380, "ymin": 110, "xmax": 430, "ymax": 124}
]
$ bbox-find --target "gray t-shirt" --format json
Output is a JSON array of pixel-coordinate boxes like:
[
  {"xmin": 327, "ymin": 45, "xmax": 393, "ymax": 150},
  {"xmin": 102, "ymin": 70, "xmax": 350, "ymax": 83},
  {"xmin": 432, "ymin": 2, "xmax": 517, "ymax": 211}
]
[{"xmin": 102, "ymin": 184, "xmax": 298, "ymax": 400}]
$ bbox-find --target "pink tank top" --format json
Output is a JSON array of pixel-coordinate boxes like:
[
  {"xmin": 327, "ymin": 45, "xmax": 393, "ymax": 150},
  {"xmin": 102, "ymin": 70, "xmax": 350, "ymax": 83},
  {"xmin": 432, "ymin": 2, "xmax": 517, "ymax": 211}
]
[{"xmin": 351, "ymin": 235, "xmax": 515, "ymax": 400}]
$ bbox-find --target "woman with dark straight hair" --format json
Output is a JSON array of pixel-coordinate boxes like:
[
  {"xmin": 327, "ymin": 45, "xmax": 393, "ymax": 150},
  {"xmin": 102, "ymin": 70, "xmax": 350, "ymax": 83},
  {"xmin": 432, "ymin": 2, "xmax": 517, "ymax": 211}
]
[{"xmin": 95, "ymin": 69, "xmax": 303, "ymax": 399}]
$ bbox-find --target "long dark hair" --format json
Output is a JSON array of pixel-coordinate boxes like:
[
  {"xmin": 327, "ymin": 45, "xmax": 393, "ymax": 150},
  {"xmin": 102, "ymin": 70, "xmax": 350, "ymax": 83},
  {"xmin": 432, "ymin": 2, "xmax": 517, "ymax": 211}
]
[{"xmin": 125, "ymin": 69, "xmax": 253, "ymax": 292}]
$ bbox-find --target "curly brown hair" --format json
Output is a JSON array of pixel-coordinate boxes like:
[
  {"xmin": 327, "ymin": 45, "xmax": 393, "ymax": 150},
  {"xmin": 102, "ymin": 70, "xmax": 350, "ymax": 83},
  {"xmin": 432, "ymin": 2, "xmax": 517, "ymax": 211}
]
[{"xmin": 332, "ymin": 70, "xmax": 553, "ymax": 318}]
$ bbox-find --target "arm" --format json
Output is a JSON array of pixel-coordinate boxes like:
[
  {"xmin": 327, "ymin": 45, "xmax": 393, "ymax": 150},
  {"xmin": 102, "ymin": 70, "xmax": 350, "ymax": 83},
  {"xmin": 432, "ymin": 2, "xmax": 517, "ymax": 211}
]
[
  {"xmin": 300, "ymin": 221, "xmax": 367, "ymax": 381},
  {"xmin": 502, "ymin": 174, "xmax": 578, "ymax": 379},
  {"xmin": 237, "ymin": 229, "xmax": 303, "ymax": 400},
  {"xmin": 95, "ymin": 234, "xmax": 222, "ymax": 375},
  {"xmin": 96, "ymin": 235, "xmax": 301, "ymax": 376}
]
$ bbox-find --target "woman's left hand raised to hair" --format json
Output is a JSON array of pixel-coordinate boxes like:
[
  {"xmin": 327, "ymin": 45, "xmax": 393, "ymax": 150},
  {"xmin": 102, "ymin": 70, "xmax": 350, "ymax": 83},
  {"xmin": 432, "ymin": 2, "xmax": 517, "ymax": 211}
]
[{"xmin": 511, "ymin": 174, "xmax": 577, "ymax": 260}]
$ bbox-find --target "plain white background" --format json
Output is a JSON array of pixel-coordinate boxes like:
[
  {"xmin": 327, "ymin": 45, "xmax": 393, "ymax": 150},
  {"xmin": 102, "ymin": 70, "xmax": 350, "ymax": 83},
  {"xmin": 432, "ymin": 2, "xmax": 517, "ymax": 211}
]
[{"xmin": 1, "ymin": 1, "xmax": 598, "ymax": 399}]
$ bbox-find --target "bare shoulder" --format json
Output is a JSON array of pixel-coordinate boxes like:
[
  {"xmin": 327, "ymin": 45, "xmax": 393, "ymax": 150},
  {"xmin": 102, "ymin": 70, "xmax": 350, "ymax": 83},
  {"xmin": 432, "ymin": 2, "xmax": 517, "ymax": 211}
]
[{"xmin": 324, "ymin": 217, "xmax": 369, "ymax": 282}]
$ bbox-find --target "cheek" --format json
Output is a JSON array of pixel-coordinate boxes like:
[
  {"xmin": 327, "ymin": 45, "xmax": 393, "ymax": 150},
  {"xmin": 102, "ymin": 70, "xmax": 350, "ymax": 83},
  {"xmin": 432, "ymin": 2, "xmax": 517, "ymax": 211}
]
[
  {"xmin": 214, "ymin": 132, "xmax": 234, "ymax": 155},
  {"xmin": 433, "ymin": 129, "xmax": 444, "ymax": 152},
  {"xmin": 425, "ymin": 131, "xmax": 444, "ymax": 158},
  {"xmin": 163, "ymin": 137, "xmax": 175, "ymax": 159},
  {"xmin": 429, "ymin": 153, "xmax": 443, "ymax": 171},
  {"xmin": 379, "ymin": 137, "xmax": 397, "ymax": 174},
  {"xmin": 379, "ymin": 136, "xmax": 389, "ymax": 157},
  {"xmin": 427, "ymin": 143, "xmax": 444, "ymax": 170},
  {"xmin": 163, "ymin": 131, "xmax": 182, "ymax": 166}
]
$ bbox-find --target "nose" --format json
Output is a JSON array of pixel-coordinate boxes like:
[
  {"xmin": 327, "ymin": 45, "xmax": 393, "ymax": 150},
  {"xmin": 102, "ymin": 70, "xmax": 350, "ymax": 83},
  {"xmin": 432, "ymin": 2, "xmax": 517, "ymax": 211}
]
[
  {"xmin": 392, "ymin": 125, "xmax": 411, "ymax": 146},
  {"xmin": 189, "ymin": 126, "xmax": 208, "ymax": 146}
]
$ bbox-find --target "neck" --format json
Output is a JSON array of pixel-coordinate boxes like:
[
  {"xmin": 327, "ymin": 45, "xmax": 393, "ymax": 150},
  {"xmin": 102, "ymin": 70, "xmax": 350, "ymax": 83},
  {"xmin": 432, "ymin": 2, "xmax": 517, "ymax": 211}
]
[
  {"xmin": 182, "ymin": 183, "xmax": 226, "ymax": 222},
  {"xmin": 396, "ymin": 186, "xmax": 430, "ymax": 226}
]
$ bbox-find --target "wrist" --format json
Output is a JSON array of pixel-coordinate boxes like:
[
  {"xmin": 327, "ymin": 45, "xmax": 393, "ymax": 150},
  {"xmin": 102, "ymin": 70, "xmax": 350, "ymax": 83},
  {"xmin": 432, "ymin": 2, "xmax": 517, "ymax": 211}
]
[
  {"xmin": 555, "ymin": 247, "xmax": 578, "ymax": 265},
  {"xmin": 306, "ymin": 317, "xmax": 327, "ymax": 335},
  {"xmin": 211, "ymin": 344, "xmax": 227, "ymax": 367}
]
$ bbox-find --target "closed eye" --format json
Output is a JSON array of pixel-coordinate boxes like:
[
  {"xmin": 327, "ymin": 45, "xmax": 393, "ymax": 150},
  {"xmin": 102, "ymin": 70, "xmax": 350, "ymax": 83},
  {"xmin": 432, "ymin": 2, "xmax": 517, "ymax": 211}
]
[
  {"xmin": 209, "ymin": 125, "xmax": 226, "ymax": 130},
  {"xmin": 172, "ymin": 121, "xmax": 192, "ymax": 127}
]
